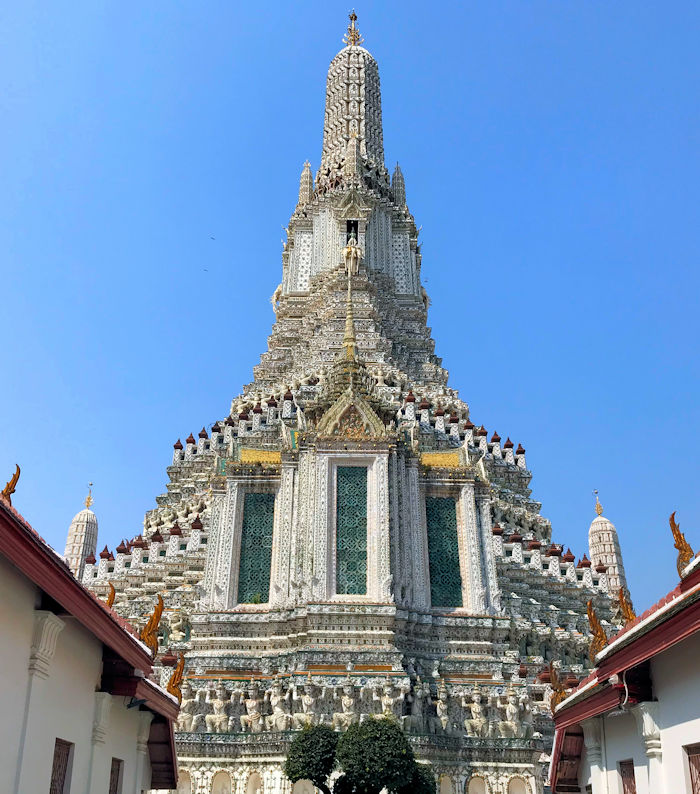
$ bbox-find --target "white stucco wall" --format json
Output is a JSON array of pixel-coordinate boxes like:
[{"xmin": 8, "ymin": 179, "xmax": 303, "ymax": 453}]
[
  {"xmin": 574, "ymin": 626, "xmax": 700, "ymax": 794},
  {"xmin": 0, "ymin": 555, "xmax": 155, "ymax": 794},
  {"xmin": 653, "ymin": 631, "xmax": 700, "ymax": 792}
]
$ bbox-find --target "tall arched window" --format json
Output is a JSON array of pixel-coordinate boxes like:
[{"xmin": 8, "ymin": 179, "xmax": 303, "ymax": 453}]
[
  {"xmin": 246, "ymin": 772, "xmax": 263, "ymax": 794},
  {"xmin": 176, "ymin": 770, "xmax": 191, "ymax": 794}
]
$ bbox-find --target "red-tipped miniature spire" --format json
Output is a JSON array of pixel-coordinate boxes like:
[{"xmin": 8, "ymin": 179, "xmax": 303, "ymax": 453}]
[{"xmin": 173, "ymin": 439, "xmax": 183, "ymax": 450}]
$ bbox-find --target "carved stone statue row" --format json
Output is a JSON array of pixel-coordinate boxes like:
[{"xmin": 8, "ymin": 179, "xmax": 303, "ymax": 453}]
[{"xmin": 176, "ymin": 677, "xmax": 537, "ymax": 740}]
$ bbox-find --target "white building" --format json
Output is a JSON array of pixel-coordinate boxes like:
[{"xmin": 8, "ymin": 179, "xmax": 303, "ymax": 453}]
[
  {"xmin": 0, "ymin": 492, "xmax": 179, "ymax": 794},
  {"xmin": 549, "ymin": 519, "xmax": 700, "ymax": 793}
]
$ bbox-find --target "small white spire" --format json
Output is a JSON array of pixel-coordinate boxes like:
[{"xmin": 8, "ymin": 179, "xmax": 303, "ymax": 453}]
[{"xmin": 298, "ymin": 161, "xmax": 313, "ymax": 206}]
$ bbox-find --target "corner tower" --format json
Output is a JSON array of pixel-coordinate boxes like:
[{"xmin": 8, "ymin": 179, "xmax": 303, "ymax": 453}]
[
  {"xmin": 64, "ymin": 485, "xmax": 98, "ymax": 579},
  {"xmin": 588, "ymin": 491, "xmax": 630, "ymax": 596}
]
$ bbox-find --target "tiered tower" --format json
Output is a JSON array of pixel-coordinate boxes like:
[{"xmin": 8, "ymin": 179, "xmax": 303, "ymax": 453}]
[
  {"xmin": 588, "ymin": 492, "xmax": 629, "ymax": 597},
  {"xmin": 77, "ymin": 15, "xmax": 627, "ymax": 794},
  {"xmin": 63, "ymin": 485, "xmax": 98, "ymax": 580}
]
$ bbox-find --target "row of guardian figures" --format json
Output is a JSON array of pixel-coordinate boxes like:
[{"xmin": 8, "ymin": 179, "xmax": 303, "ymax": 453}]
[{"xmin": 176, "ymin": 677, "xmax": 538, "ymax": 740}]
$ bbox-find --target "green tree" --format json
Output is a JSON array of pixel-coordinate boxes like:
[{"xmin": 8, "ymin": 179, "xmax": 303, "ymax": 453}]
[
  {"xmin": 336, "ymin": 717, "xmax": 415, "ymax": 794},
  {"xmin": 396, "ymin": 762, "xmax": 436, "ymax": 794},
  {"xmin": 284, "ymin": 724, "xmax": 338, "ymax": 794}
]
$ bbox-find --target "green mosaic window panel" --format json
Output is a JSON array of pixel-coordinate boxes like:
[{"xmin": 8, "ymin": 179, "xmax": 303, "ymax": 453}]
[
  {"xmin": 336, "ymin": 466, "xmax": 368, "ymax": 595},
  {"xmin": 426, "ymin": 496, "xmax": 463, "ymax": 608},
  {"xmin": 237, "ymin": 492, "xmax": 275, "ymax": 604}
]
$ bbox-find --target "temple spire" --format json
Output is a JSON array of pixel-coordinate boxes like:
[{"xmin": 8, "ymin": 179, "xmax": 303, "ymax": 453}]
[
  {"xmin": 85, "ymin": 481, "xmax": 94, "ymax": 509},
  {"xmin": 297, "ymin": 161, "xmax": 313, "ymax": 206},
  {"xmin": 594, "ymin": 489, "xmax": 603, "ymax": 516}
]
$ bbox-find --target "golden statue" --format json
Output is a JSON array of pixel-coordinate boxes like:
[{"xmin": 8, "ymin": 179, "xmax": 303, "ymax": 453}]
[
  {"xmin": 587, "ymin": 599, "xmax": 608, "ymax": 662},
  {"xmin": 1, "ymin": 464, "xmax": 20, "ymax": 506},
  {"xmin": 104, "ymin": 582, "xmax": 116, "ymax": 608},
  {"xmin": 167, "ymin": 654, "xmax": 186, "ymax": 704},
  {"xmin": 670, "ymin": 511, "xmax": 694, "ymax": 578},
  {"xmin": 140, "ymin": 594, "xmax": 164, "ymax": 656},
  {"xmin": 617, "ymin": 587, "xmax": 636, "ymax": 623}
]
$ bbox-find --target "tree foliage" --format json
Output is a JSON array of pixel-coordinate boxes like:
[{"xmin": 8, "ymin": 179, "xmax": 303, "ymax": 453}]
[
  {"xmin": 284, "ymin": 724, "xmax": 338, "ymax": 794},
  {"xmin": 284, "ymin": 717, "xmax": 436, "ymax": 794},
  {"xmin": 336, "ymin": 717, "xmax": 415, "ymax": 794},
  {"xmin": 396, "ymin": 762, "xmax": 437, "ymax": 794}
]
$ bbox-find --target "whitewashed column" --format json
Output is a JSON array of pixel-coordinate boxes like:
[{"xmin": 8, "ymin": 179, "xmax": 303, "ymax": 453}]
[
  {"xmin": 581, "ymin": 717, "xmax": 603, "ymax": 794},
  {"xmin": 203, "ymin": 485, "xmax": 227, "ymax": 605},
  {"xmin": 133, "ymin": 711, "xmax": 153, "ymax": 794},
  {"xmin": 14, "ymin": 611, "xmax": 65, "ymax": 794},
  {"xmin": 458, "ymin": 483, "xmax": 485, "ymax": 612},
  {"xmin": 311, "ymin": 454, "xmax": 329, "ymax": 600},
  {"xmin": 633, "ymin": 702, "xmax": 664, "ymax": 794}
]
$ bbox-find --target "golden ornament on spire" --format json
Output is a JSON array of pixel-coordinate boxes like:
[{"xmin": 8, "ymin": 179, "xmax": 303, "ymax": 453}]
[
  {"xmin": 670, "ymin": 511, "xmax": 694, "ymax": 578},
  {"xmin": 167, "ymin": 654, "xmax": 186, "ymax": 704},
  {"xmin": 586, "ymin": 599, "xmax": 608, "ymax": 662},
  {"xmin": 617, "ymin": 587, "xmax": 636, "ymax": 623},
  {"xmin": 85, "ymin": 482, "xmax": 94, "ymax": 509},
  {"xmin": 593, "ymin": 489, "xmax": 603, "ymax": 516},
  {"xmin": 1, "ymin": 464, "xmax": 20, "ymax": 506},
  {"xmin": 343, "ymin": 10, "xmax": 363, "ymax": 46},
  {"xmin": 140, "ymin": 594, "xmax": 164, "ymax": 657}
]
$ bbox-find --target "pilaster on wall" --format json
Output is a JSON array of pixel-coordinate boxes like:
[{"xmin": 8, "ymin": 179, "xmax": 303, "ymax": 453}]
[
  {"xmin": 632, "ymin": 702, "xmax": 664, "ymax": 794},
  {"xmin": 458, "ymin": 482, "xmax": 485, "ymax": 612},
  {"xmin": 203, "ymin": 482, "xmax": 243, "ymax": 608},
  {"xmin": 270, "ymin": 462, "xmax": 297, "ymax": 607},
  {"xmin": 581, "ymin": 717, "xmax": 603, "ymax": 794},
  {"xmin": 475, "ymin": 493, "xmax": 502, "ymax": 614},
  {"xmin": 407, "ymin": 458, "xmax": 430, "ymax": 609}
]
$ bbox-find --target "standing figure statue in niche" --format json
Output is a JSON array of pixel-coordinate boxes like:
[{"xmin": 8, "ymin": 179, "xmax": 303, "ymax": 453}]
[
  {"xmin": 238, "ymin": 683, "xmax": 265, "ymax": 733},
  {"xmin": 373, "ymin": 682, "xmax": 407, "ymax": 719},
  {"xmin": 292, "ymin": 678, "xmax": 319, "ymax": 729},
  {"xmin": 463, "ymin": 687, "xmax": 489, "ymax": 738},
  {"xmin": 169, "ymin": 610, "xmax": 188, "ymax": 643},
  {"xmin": 332, "ymin": 678, "xmax": 360, "ymax": 731},
  {"xmin": 265, "ymin": 680, "xmax": 292, "ymax": 731},
  {"xmin": 430, "ymin": 682, "xmax": 451, "ymax": 735},
  {"xmin": 403, "ymin": 678, "xmax": 429, "ymax": 733},
  {"xmin": 176, "ymin": 681, "xmax": 198, "ymax": 732},
  {"xmin": 205, "ymin": 684, "xmax": 230, "ymax": 734}
]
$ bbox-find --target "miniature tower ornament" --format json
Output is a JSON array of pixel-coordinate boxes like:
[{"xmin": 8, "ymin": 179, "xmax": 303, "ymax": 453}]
[{"xmin": 343, "ymin": 10, "xmax": 363, "ymax": 46}]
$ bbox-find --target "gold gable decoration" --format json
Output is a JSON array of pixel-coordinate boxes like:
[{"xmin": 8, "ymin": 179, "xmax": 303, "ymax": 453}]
[{"xmin": 316, "ymin": 388, "xmax": 386, "ymax": 440}]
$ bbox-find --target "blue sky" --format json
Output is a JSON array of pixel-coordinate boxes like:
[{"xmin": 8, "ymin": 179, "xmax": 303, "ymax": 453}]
[{"xmin": 2, "ymin": 1, "xmax": 698, "ymax": 608}]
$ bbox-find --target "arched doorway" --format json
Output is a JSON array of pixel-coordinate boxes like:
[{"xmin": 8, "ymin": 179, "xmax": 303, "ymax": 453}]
[{"xmin": 246, "ymin": 772, "xmax": 263, "ymax": 794}]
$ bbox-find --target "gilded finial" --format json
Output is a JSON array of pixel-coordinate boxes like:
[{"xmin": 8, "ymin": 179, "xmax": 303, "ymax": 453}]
[
  {"xmin": 593, "ymin": 489, "xmax": 603, "ymax": 516},
  {"xmin": 85, "ymin": 482, "xmax": 94, "ymax": 509},
  {"xmin": 1, "ymin": 464, "xmax": 20, "ymax": 506},
  {"xmin": 104, "ymin": 582, "xmax": 116, "ymax": 608},
  {"xmin": 140, "ymin": 594, "xmax": 164, "ymax": 657},
  {"xmin": 670, "ymin": 511, "xmax": 694, "ymax": 578},
  {"xmin": 342, "ymin": 268, "xmax": 356, "ymax": 360},
  {"xmin": 586, "ymin": 599, "xmax": 608, "ymax": 662},
  {"xmin": 617, "ymin": 587, "xmax": 636, "ymax": 623},
  {"xmin": 343, "ymin": 10, "xmax": 363, "ymax": 46},
  {"xmin": 167, "ymin": 654, "xmax": 186, "ymax": 704}
]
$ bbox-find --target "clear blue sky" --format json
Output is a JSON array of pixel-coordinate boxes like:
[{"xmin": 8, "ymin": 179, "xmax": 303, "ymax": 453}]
[{"xmin": 2, "ymin": 2, "xmax": 699, "ymax": 608}]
